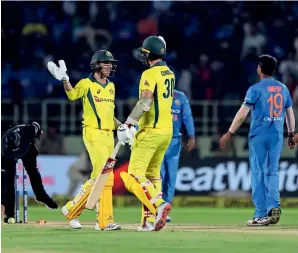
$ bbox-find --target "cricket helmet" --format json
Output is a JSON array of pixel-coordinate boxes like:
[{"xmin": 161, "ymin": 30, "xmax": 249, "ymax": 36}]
[
  {"xmin": 138, "ymin": 36, "xmax": 166, "ymax": 65},
  {"xmin": 90, "ymin": 50, "xmax": 118, "ymax": 76}
]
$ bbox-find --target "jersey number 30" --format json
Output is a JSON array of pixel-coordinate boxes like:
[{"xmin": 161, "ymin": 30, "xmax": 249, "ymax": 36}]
[
  {"xmin": 163, "ymin": 78, "xmax": 175, "ymax": 98},
  {"xmin": 267, "ymin": 93, "xmax": 283, "ymax": 118}
]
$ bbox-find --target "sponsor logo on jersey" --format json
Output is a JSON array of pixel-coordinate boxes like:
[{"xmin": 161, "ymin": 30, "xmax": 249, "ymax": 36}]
[
  {"xmin": 97, "ymin": 89, "xmax": 101, "ymax": 94},
  {"xmin": 263, "ymin": 117, "xmax": 283, "ymax": 121},
  {"xmin": 94, "ymin": 96, "xmax": 114, "ymax": 103}
]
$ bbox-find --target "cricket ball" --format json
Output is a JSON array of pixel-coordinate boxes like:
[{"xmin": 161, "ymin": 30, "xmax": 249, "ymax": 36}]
[{"xmin": 8, "ymin": 218, "xmax": 16, "ymax": 224}]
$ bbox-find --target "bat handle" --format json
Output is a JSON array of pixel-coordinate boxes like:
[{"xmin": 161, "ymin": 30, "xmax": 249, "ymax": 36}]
[{"xmin": 110, "ymin": 141, "xmax": 122, "ymax": 159}]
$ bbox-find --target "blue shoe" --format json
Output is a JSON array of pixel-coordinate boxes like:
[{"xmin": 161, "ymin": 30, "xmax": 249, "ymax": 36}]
[{"xmin": 166, "ymin": 216, "xmax": 172, "ymax": 223}]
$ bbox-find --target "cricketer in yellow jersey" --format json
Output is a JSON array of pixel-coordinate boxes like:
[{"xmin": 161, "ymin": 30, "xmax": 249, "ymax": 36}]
[
  {"xmin": 117, "ymin": 35, "xmax": 174, "ymax": 232},
  {"xmin": 47, "ymin": 50, "xmax": 122, "ymax": 231}
]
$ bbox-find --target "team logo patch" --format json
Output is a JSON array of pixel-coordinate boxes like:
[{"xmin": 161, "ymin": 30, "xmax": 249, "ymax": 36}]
[
  {"xmin": 94, "ymin": 96, "xmax": 100, "ymax": 102},
  {"xmin": 97, "ymin": 89, "xmax": 101, "ymax": 94},
  {"xmin": 106, "ymin": 51, "xmax": 112, "ymax": 56},
  {"xmin": 109, "ymin": 89, "xmax": 114, "ymax": 95},
  {"xmin": 161, "ymin": 48, "xmax": 165, "ymax": 53},
  {"xmin": 144, "ymin": 80, "xmax": 149, "ymax": 86},
  {"xmin": 175, "ymin": 99, "xmax": 180, "ymax": 105}
]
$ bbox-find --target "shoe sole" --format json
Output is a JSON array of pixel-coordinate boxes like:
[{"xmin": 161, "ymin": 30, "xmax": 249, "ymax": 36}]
[
  {"xmin": 35, "ymin": 198, "xmax": 58, "ymax": 210},
  {"xmin": 104, "ymin": 226, "xmax": 121, "ymax": 231},
  {"xmin": 154, "ymin": 203, "xmax": 171, "ymax": 231},
  {"xmin": 247, "ymin": 222, "xmax": 270, "ymax": 227},
  {"xmin": 137, "ymin": 228, "xmax": 154, "ymax": 232},
  {"xmin": 269, "ymin": 208, "xmax": 281, "ymax": 225}
]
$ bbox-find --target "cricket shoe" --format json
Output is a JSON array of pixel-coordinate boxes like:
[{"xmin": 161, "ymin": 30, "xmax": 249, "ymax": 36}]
[
  {"xmin": 35, "ymin": 195, "xmax": 58, "ymax": 210},
  {"xmin": 95, "ymin": 223, "xmax": 121, "ymax": 231},
  {"xmin": 247, "ymin": 217, "xmax": 270, "ymax": 226},
  {"xmin": 166, "ymin": 216, "xmax": 172, "ymax": 223},
  {"xmin": 137, "ymin": 221, "xmax": 155, "ymax": 232},
  {"xmin": 61, "ymin": 205, "xmax": 82, "ymax": 229},
  {"xmin": 154, "ymin": 202, "xmax": 172, "ymax": 231},
  {"xmin": 268, "ymin": 208, "xmax": 281, "ymax": 225}
]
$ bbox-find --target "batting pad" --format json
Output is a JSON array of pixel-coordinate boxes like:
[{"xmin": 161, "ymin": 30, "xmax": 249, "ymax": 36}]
[
  {"xmin": 120, "ymin": 172, "xmax": 163, "ymax": 215},
  {"xmin": 97, "ymin": 185, "xmax": 114, "ymax": 229},
  {"xmin": 141, "ymin": 204, "xmax": 155, "ymax": 226},
  {"xmin": 65, "ymin": 179, "xmax": 93, "ymax": 220}
]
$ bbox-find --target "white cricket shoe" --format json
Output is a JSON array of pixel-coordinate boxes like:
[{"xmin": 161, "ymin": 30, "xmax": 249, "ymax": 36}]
[
  {"xmin": 137, "ymin": 221, "xmax": 155, "ymax": 232},
  {"xmin": 247, "ymin": 217, "xmax": 270, "ymax": 226},
  {"xmin": 61, "ymin": 205, "xmax": 82, "ymax": 229},
  {"xmin": 154, "ymin": 202, "xmax": 171, "ymax": 231},
  {"xmin": 95, "ymin": 223, "xmax": 121, "ymax": 231}
]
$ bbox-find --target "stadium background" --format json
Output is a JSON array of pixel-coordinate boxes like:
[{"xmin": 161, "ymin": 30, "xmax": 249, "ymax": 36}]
[{"xmin": 2, "ymin": 1, "xmax": 298, "ymax": 207}]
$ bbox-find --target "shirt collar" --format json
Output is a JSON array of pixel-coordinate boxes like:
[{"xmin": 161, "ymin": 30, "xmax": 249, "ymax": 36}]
[
  {"xmin": 151, "ymin": 61, "xmax": 167, "ymax": 68},
  {"xmin": 88, "ymin": 73, "xmax": 109, "ymax": 88}
]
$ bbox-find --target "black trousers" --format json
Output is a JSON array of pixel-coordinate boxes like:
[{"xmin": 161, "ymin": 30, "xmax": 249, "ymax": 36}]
[{"xmin": 1, "ymin": 145, "xmax": 48, "ymax": 218}]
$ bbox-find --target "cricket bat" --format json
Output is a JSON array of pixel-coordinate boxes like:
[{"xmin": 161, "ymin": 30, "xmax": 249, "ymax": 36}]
[{"xmin": 85, "ymin": 141, "xmax": 122, "ymax": 210}]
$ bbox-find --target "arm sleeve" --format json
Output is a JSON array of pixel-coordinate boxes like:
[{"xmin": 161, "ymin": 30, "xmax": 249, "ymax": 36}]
[
  {"xmin": 65, "ymin": 79, "xmax": 87, "ymax": 100},
  {"xmin": 243, "ymin": 87, "xmax": 259, "ymax": 108},
  {"xmin": 181, "ymin": 94, "xmax": 195, "ymax": 137},
  {"xmin": 139, "ymin": 71, "xmax": 156, "ymax": 93},
  {"xmin": 285, "ymin": 89, "xmax": 293, "ymax": 108}
]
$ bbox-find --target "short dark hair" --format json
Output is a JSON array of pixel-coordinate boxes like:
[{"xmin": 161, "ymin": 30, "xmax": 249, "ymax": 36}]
[
  {"xmin": 257, "ymin": 54, "xmax": 277, "ymax": 76},
  {"xmin": 148, "ymin": 54, "xmax": 163, "ymax": 61}
]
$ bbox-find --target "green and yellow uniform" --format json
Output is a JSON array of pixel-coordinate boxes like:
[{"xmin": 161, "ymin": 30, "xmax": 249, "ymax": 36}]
[
  {"xmin": 65, "ymin": 73, "xmax": 116, "ymax": 229},
  {"xmin": 122, "ymin": 61, "xmax": 175, "ymax": 225}
]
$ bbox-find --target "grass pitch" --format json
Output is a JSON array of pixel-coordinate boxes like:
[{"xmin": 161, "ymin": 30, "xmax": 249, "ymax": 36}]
[{"xmin": 2, "ymin": 207, "xmax": 298, "ymax": 253}]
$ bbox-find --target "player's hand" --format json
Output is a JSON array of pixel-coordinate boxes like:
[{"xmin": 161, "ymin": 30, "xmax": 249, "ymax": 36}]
[
  {"xmin": 219, "ymin": 131, "xmax": 233, "ymax": 149},
  {"xmin": 288, "ymin": 132, "xmax": 297, "ymax": 149},
  {"xmin": 186, "ymin": 136, "xmax": 196, "ymax": 152},
  {"xmin": 294, "ymin": 133, "xmax": 298, "ymax": 144},
  {"xmin": 47, "ymin": 60, "xmax": 69, "ymax": 82},
  {"xmin": 117, "ymin": 124, "xmax": 131, "ymax": 146}
]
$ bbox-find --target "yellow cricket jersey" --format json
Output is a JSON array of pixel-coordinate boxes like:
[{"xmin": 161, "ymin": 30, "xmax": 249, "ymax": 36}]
[
  {"xmin": 138, "ymin": 61, "xmax": 175, "ymax": 129},
  {"xmin": 65, "ymin": 74, "xmax": 115, "ymax": 130}
]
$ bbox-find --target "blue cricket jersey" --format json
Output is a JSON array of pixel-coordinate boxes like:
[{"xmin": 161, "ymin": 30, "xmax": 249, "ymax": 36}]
[
  {"xmin": 172, "ymin": 90, "xmax": 195, "ymax": 138},
  {"xmin": 243, "ymin": 77, "xmax": 292, "ymax": 137}
]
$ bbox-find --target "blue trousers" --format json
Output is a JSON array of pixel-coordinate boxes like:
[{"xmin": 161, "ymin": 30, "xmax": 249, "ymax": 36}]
[
  {"xmin": 249, "ymin": 133, "xmax": 283, "ymax": 218},
  {"xmin": 161, "ymin": 137, "xmax": 181, "ymax": 203}
]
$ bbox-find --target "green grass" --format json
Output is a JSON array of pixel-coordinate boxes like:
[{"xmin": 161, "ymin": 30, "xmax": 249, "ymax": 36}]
[{"xmin": 2, "ymin": 207, "xmax": 298, "ymax": 253}]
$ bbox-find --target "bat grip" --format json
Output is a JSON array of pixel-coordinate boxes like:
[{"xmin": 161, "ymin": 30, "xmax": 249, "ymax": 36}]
[{"xmin": 110, "ymin": 141, "xmax": 122, "ymax": 159}]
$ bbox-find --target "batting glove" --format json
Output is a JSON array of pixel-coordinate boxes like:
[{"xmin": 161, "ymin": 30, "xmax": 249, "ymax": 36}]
[
  {"xmin": 128, "ymin": 125, "xmax": 137, "ymax": 146},
  {"xmin": 117, "ymin": 123, "xmax": 132, "ymax": 146}
]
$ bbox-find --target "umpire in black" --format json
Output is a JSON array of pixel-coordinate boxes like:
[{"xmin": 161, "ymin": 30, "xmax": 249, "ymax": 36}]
[{"xmin": 1, "ymin": 122, "xmax": 58, "ymax": 223}]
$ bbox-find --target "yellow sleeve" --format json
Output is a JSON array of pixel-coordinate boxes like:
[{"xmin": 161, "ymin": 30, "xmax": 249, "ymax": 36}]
[
  {"xmin": 139, "ymin": 70, "xmax": 156, "ymax": 93},
  {"xmin": 65, "ymin": 79, "xmax": 87, "ymax": 101}
]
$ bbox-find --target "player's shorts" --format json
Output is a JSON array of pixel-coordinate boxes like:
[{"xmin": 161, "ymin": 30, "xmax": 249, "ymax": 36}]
[{"xmin": 128, "ymin": 127, "xmax": 172, "ymax": 178}]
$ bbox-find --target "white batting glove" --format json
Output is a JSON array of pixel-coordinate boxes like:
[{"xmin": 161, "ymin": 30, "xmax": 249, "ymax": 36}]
[
  {"xmin": 117, "ymin": 124, "xmax": 131, "ymax": 146},
  {"xmin": 128, "ymin": 125, "xmax": 137, "ymax": 146},
  {"xmin": 47, "ymin": 60, "xmax": 69, "ymax": 82}
]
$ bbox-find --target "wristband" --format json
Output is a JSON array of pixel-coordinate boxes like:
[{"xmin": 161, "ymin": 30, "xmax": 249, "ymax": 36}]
[{"xmin": 288, "ymin": 131, "xmax": 295, "ymax": 138}]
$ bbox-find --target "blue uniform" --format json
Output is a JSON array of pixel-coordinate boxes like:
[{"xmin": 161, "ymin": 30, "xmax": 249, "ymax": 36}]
[
  {"xmin": 243, "ymin": 77, "xmax": 292, "ymax": 218},
  {"xmin": 161, "ymin": 90, "xmax": 195, "ymax": 203}
]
